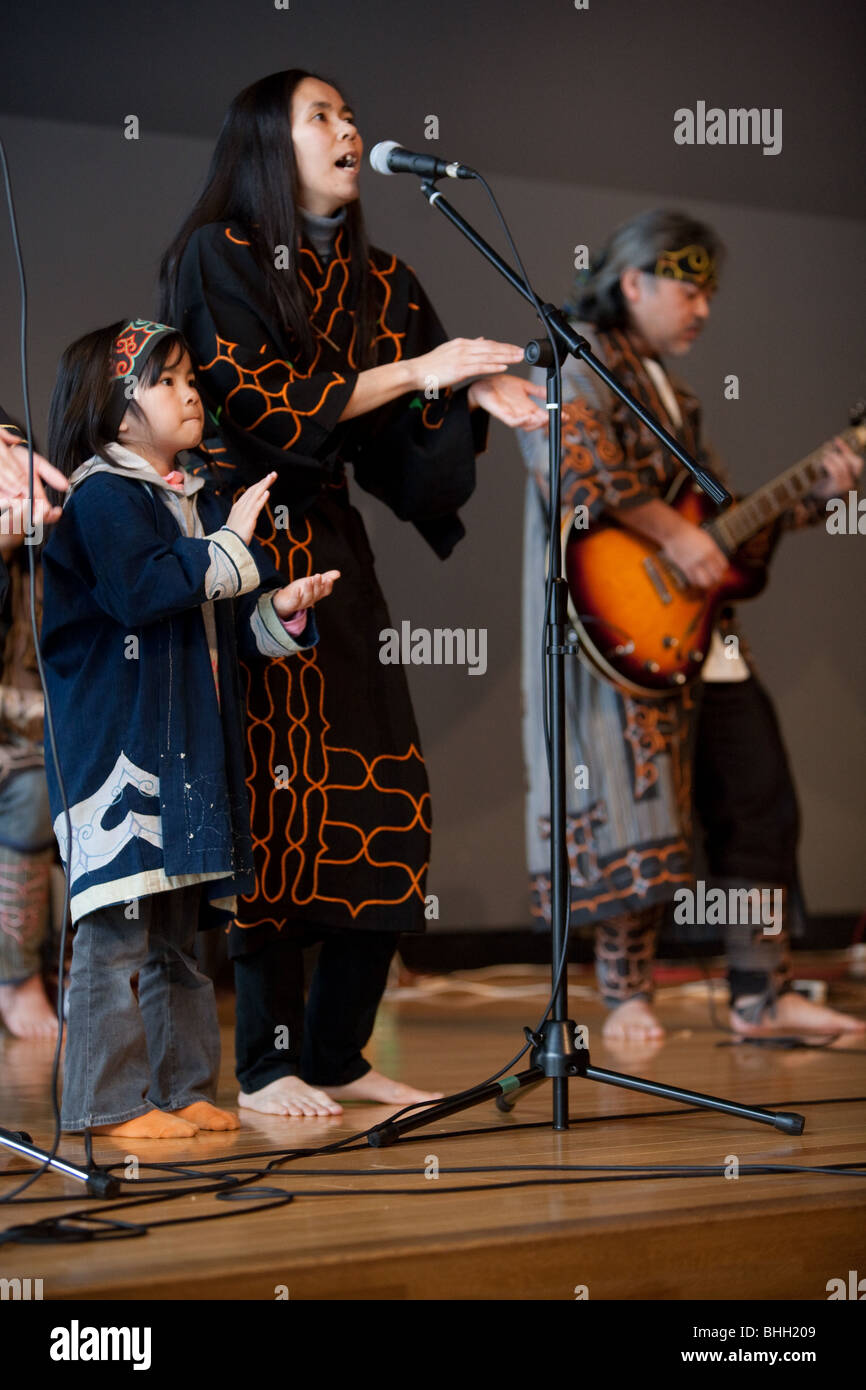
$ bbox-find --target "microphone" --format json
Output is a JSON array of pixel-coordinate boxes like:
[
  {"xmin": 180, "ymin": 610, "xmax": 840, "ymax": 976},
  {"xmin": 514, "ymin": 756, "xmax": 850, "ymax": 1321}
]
[{"xmin": 369, "ymin": 141, "xmax": 475, "ymax": 181}]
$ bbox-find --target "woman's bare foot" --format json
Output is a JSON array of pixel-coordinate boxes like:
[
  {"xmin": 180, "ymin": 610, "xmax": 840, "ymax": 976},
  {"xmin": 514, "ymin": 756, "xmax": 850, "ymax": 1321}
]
[
  {"xmin": 90, "ymin": 1110, "xmax": 199, "ymax": 1139},
  {"xmin": 173, "ymin": 1101, "xmax": 240, "ymax": 1131},
  {"xmin": 318, "ymin": 1069, "xmax": 444, "ymax": 1105},
  {"xmin": 730, "ymin": 992, "xmax": 866, "ymax": 1036},
  {"xmin": 0, "ymin": 976, "xmax": 59, "ymax": 1039},
  {"xmin": 238, "ymin": 1076, "xmax": 343, "ymax": 1117},
  {"xmin": 602, "ymin": 997, "xmax": 665, "ymax": 1042}
]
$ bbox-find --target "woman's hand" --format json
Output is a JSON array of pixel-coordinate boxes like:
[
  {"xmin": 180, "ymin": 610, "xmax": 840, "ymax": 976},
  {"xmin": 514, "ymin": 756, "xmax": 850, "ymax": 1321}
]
[
  {"xmin": 411, "ymin": 337, "xmax": 525, "ymax": 392},
  {"xmin": 339, "ymin": 339, "xmax": 530, "ymax": 423},
  {"xmin": 225, "ymin": 472, "xmax": 278, "ymax": 545},
  {"xmin": 467, "ymin": 375, "xmax": 547, "ymax": 430},
  {"xmin": 272, "ymin": 570, "xmax": 341, "ymax": 618}
]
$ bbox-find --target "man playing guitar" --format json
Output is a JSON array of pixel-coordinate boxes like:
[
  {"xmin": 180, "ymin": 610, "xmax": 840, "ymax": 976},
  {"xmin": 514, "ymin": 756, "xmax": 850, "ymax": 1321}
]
[{"xmin": 518, "ymin": 208, "xmax": 863, "ymax": 1041}]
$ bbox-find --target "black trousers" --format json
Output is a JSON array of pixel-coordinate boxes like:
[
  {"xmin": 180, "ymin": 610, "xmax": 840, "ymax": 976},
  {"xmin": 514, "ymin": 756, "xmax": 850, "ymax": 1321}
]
[
  {"xmin": 233, "ymin": 926, "xmax": 398, "ymax": 1092},
  {"xmin": 694, "ymin": 676, "xmax": 800, "ymax": 1000},
  {"xmin": 694, "ymin": 677, "xmax": 800, "ymax": 886}
]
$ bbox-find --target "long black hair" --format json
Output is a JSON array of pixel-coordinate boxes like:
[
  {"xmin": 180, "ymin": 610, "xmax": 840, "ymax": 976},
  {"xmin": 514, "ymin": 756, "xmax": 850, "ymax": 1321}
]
[
  {"xmin": 47, "ymin": 321, "xmax": 189, "ymax": 480},
  {"xmin": 567, "ymin": 209, "xmax": 725, "ymax": 331},
  {"xmin": 159, "ymin": 69, "xmax": 378, "ymax": 369}
]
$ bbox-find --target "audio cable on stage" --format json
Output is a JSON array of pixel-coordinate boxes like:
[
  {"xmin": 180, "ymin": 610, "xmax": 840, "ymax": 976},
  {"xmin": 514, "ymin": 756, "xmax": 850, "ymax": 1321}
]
[
  {"xmin": 0, "ymin": 137, "xmax": 77, "ymax": 1206},
  {"xmin": 2, "ymin": 1091, "xmax": 865, "ymax": 1245}
]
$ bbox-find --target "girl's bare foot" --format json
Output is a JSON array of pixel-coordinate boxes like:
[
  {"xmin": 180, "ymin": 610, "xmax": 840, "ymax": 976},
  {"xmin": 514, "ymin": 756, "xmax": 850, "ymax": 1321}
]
[
  {"xmin": 0, "ymin": 976, "xmax": 59, "ymax": 1039},
  {"xmin": 318, "ymin": 1069, "xmax": 444, "ymax": 1105},
  {"xmin": 90, "ymin": 1110, "xmax": 199, "ymax": 1139},
  {"xmin": 173, "ymin": 1101, "xmax": 240, "ymax": 1130},
  {"xmin": 602, "ymin": 997, "xmax": 665, "ymax": 1042},
  {"xmin": 730, "ymin": 992, "xmax": 866, "ymax": 1036},
  {"xmin": 238, "ymin": 1076, "xmax": 343, "ymax": 1117}
]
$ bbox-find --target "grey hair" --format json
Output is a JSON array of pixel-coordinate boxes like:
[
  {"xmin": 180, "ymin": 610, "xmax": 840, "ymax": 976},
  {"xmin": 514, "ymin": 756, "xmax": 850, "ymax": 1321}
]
[{"xmin": 567, "ymin": 209, "xmax": 725, "ymax": 330}]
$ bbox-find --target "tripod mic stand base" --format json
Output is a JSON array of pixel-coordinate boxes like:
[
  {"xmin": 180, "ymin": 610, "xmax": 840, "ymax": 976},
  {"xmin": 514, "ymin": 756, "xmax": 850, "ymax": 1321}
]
[
  {"xmin": 366, "ymin": 1039, "xmax": 806, "ymax": 1145},
  {"xmin": 0, "ymin": 1124, "xmax": 121, "ymax": 1196}
]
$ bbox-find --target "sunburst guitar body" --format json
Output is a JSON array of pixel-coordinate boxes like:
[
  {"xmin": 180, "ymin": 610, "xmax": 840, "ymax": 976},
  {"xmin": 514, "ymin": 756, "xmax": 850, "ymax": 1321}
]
[{"xmin": 564, "ymin": 411, "xmax": 866, "ymax": 698}]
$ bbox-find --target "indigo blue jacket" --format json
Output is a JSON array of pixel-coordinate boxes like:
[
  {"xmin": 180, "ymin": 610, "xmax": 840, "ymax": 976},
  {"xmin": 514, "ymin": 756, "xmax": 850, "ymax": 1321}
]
[{"xmin": 40, "ymin": 456, "xmax": 317, "ymax": 924}]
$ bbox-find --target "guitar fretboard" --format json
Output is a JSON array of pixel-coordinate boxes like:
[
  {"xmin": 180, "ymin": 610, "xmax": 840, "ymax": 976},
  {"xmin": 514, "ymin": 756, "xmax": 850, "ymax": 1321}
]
[{"xmin": 706, "ymin": 423, "xmax": 866, "ymax": 552}]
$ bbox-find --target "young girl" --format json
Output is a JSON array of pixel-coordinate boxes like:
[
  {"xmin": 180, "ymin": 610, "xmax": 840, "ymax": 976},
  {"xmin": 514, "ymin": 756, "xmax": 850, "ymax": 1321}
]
[{"xmin": 41, "ymin": 318, "xmax": 338, "ymax": 1139}]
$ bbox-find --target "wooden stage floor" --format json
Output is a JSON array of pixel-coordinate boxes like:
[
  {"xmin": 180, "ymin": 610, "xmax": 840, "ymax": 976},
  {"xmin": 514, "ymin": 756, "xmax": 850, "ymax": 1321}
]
[{"xmin": 1, "ymin": 960, "xmax": 865, "ymax": 1301}]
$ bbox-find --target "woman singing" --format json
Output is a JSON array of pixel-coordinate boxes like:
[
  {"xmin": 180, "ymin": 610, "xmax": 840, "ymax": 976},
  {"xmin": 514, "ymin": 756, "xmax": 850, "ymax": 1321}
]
[{"xmin": 160, "ymin": 69, "xmax": 545, "ymax": 1117}]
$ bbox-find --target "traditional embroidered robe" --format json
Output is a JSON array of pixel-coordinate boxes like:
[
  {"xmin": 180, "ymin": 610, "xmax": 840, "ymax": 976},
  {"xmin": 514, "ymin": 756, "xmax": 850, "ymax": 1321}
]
[
  {"xmin": 175, "ymin": 221, "xmax": 486, "ymax": 947},
  {"xmin": 519, "ymin": 323, "xmax": 821, "ymax": 928}
]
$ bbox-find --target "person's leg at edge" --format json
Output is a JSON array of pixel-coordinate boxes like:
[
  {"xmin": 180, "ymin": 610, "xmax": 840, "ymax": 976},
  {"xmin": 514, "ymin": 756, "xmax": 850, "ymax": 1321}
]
[{"xmin": 0, "ymin": 770, "xmax": 58, "ymax": 1039}]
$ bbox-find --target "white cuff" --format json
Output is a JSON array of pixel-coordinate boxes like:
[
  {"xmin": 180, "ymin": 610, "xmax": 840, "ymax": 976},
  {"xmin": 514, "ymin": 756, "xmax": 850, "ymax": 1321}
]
[
  {"xmin": 204, "ymin": 527, "xmax": 260, "ymax": 598},
  {"xmin": 249, "ymin": 593, "xmax": 311, "ymax": 657}
]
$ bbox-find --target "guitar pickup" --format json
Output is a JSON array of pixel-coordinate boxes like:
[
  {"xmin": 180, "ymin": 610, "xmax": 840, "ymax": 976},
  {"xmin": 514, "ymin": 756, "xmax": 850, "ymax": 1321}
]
[
  {"xmin": 642, "ymin": 556, "xmax": 672, "ymax": 604},
  {"xmin": 662, "ymin": 560, "xmax": 689, "ymax": 592}
]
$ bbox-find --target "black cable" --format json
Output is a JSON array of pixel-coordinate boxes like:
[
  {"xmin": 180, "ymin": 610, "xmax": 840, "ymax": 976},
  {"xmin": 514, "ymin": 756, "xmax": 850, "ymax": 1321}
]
[
  {"xmin": 3, "ymin": 1093, "xmax": 864, "ymax": 1234},
  {"xmin": 5, "ymin": 1155, "xmax": 866, "ymax": 1246},
  {"xmin": 7, "ymin": 1091, "xmax": 865, "ymax": 1192},
  {"xmin": 0, "ymin": 137, "xmax": 77, "ymax": 1204},
  {"xmin": 4, "ymin": 1090, "xmax": 863, "ymax": 1191}
]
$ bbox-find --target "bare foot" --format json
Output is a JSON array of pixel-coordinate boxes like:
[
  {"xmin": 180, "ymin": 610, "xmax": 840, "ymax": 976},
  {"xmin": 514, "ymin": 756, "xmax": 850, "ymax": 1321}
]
[
  {"xmin": 318, "ymin": 1069, "xmax": 444, "ymax": 1105},
  {"xmin": 730, "ymin": 992, "xmax": 866, "ymax": 1036},
  {"xmin": 90, "ymin": 1110, "xmax": 199, "ymax": 1139},
  {"xmin": 238, "ymin": 1075, "xmax": 343, "ymax": 1117},
  {"xmin": 0, "ymin": 977, "xmax": 59, "ymax": 1040},
  {"xmin": 602, "ymin": 997, "xmax": 665, "ymax": 1043},
  {"xmin": 173, "ymin": 1101, "xmax": 240, "ymax": 1131}
]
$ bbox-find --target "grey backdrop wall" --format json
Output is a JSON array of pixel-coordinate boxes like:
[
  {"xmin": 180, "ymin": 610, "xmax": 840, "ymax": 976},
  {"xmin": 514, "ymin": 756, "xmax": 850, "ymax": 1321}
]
[{"xmin": 2, "ymin": 0, "xmax": 864, "ymax": 921}]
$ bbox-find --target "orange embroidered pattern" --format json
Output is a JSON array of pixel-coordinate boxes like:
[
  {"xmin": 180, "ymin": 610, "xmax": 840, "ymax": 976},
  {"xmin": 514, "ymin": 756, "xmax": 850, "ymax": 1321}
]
[
  {"xmin": 197, "ymin": 229, "xmax": 445, "ymax": 455},
  {"xmin": 194, "ymin": 230, "xmax": 448, "ymax": 929},
  {"xmin": 240, "ymin": 507, "xmax": 431, "ymax": 929}
]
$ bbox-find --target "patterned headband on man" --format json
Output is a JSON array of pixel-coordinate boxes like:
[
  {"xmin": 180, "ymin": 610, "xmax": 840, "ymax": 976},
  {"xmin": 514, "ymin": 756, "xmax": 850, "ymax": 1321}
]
[
  {"xmin": 108, "ymin": 319, "xmax": 178, "ymax": 432},
  {"xmin": 651, "ymin": 243, "xmax": 718, "ymax": 292}
]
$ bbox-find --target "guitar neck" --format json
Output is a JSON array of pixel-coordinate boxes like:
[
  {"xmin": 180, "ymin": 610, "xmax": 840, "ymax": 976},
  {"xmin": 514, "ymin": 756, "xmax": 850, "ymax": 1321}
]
[{"xmin": 706, "ymin": 422, "xmax": 866, "ymax": 552}]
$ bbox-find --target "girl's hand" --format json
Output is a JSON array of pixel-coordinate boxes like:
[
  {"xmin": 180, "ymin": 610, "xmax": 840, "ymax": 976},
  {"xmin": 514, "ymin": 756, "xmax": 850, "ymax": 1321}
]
[
  {"xmin": 225, "ymin": 472, "xmax": 278, "ymax": 545},
  {"xmin": 411, "ymin": 337, "xmax": 524, "ymax": 393},
  {"xmin": 467, "ymin": 375, "xmax": 547, "ymax": 430},
  {"xmin": 272, "ymin": 570, "xmax": 341, "ymax": 618}
]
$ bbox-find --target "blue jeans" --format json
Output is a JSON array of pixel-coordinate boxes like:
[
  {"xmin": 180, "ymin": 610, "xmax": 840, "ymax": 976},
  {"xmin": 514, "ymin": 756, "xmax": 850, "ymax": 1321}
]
[{"xmin": 61, "ymin": 884, "xmax": 220, "ymax": 1131}]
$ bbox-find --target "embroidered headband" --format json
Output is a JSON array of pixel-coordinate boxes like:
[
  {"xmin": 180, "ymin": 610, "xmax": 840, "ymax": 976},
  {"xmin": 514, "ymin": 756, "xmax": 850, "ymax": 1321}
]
[
  {"xmin": 651, "ymin": 243, "xmax": 717, "ymax": 292},
  {"xmin": 108, "ymin": 319, "xmax": 178, "ymax": 433}
]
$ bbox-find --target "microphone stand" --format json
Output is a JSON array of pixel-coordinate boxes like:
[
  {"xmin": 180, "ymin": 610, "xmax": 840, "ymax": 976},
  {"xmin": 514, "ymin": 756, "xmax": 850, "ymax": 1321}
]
[
  {"xmin": 0, "ymin": 1127, "xmax": 119, "ymax": 1197},
  {"xmin": 367, "ymin": 179, "xmax": 804, "ymax": 1148}
]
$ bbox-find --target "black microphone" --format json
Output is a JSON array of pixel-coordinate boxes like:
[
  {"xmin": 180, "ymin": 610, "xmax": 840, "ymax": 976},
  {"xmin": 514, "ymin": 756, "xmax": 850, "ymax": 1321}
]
[{"xmin": 369, "ymin": 141, "xmax": 475, "ymax": 180}]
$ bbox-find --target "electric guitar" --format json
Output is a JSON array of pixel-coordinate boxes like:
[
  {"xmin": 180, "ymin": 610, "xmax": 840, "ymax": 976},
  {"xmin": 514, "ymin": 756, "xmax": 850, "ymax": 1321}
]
[{"xmin": 564, "ymin": 406, "xmax": 866, "ymax": 697}]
